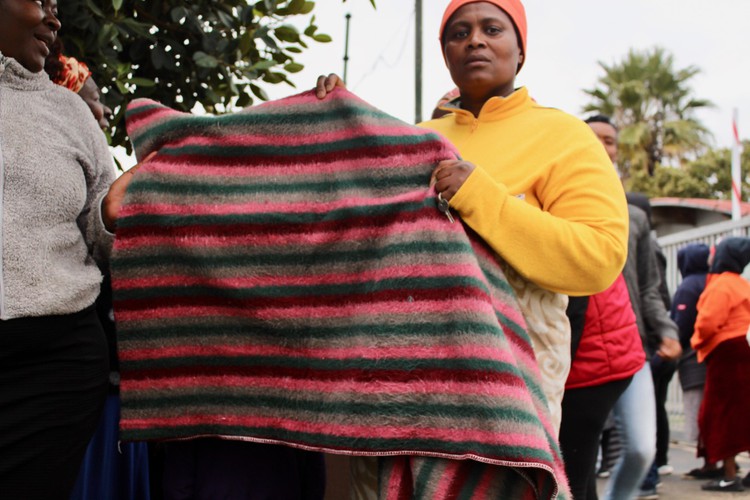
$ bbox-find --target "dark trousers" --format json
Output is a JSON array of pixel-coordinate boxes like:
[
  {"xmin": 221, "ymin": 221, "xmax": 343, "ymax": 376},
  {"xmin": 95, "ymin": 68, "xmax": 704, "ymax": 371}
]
[
  {"xmin": 0, "ymin": 306, "xmax": 109, "ymax": 500},
  {"xmin": 651, "ymin": 356, "xmax": 677, "ymax": 466},
  {"xmin": 162, "ymin": 438, "xmax": 326, "ymax": 500},
  {"xmin": 560, "ymin": 376, "xmax": 632, "ymax": 500}
]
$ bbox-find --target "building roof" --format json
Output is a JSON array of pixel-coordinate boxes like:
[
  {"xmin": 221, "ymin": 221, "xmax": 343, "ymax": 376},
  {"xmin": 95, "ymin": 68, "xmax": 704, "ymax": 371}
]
[{"xmin": 651, "ymin": 197, "xmax": 750, "ymax": 217}]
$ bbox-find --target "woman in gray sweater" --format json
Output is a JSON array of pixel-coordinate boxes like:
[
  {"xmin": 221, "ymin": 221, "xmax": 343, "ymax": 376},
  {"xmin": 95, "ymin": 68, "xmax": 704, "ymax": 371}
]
[{"xmin": 0, "ymin": 1, "xmax": 128, "ymax": 497}]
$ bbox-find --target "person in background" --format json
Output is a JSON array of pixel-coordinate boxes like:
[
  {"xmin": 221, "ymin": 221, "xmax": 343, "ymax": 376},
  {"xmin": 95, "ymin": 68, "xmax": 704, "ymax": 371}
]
[
  {"xmin": 583, "ymin": 115, "xmax": 682, "ymax": 500},
  {"xmin": 46, "ymin": 48, "xmax": 112, "ymax": 130},
  {"xmin": 556, "ymin": 115, "xmax": 648, "ymax": 500},
  {"xmin": 691, "ymin": 237, "xmax": 750, "ymax": 492},
  {"xmin": 627, "ymin": 192, "xmax": 679, "ymax": 491},
  {"xmin": 0, "ymin": 2, "xmax": 151, "ymax": 498},
  {"xmin": 561, "ymin": 277, "xmax": 644, "ymax": 500},
  {"xmin": 670, "ymin": 243, "xmax": 726, "ymax": 480},
  {"xmin": 0, "ymin": 0, "xmax": 141, "ymax": 497}
]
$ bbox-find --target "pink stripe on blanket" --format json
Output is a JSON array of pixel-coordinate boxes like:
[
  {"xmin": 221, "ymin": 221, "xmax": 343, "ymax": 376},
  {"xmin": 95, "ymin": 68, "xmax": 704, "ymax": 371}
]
[
  {"xmin": 121, "ymin": 414, "xmax": 549, "ymax": 449},
  {"xmin": 114, "ymin": 299, "xmax": 496, "ymax": 322},
  {"xmin": 126, "ymin": 107, "xmax": 181, "ymax": 136},
  {"xmin": 113, "ymin": 219, "xmax": 454, "ymax": 251},
  {"xmin": 119, "ymin": 343, "xmax": 518, "ymax": 364},
  {"xmin": 139, "ymin": 150, "xmax": 446, "ymax": 178},
  {"xmin": 435, "ymin": 459, "xmax": 462, "ymax": 497},
  {"xmin": 121, "ymin": 376, "xmax": 532, "ymax": 400}
]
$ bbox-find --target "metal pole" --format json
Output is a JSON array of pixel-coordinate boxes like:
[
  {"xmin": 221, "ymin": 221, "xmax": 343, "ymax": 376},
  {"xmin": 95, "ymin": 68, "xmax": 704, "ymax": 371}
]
[
  {"xmin": 415, "ymin": 0, "xmax": 422, "ymax": 123},
  {"xmin": 731, "ymin": 109, "xmax": 743, "ymax": 222},
  {"xmin": 343, "ymin": 13, "xmax": 352, "ymax": 84}
]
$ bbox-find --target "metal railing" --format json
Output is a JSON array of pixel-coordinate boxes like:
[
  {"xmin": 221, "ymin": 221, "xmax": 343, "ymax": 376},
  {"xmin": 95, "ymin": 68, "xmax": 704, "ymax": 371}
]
[{"xmin": 657, "ymin": 216, "xmax": 750, "ymax": 430}]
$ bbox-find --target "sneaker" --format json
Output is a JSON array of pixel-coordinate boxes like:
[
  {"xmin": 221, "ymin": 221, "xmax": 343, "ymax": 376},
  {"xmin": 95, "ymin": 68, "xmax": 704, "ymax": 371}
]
[
  {"xmin": 742, "ymin": 472, "xmax": 750, "ymax": 488},
  {"xmin": 636, "ymin": 488, "xmax": 658, "ymax": 499},
  {"xmin": 684, "ymin": 467, "xmax": 724, "ymax": 479},
  {"xmin": 597, "ymin": 469, "xmax": 611, "ymax": 479},
  {"xmin": 657, "ymin": 464, "xmax": 674, "ymax": 476},
  {"xmin": 701, "ymin": 477, "xmax": 745, "ymax": 492}
]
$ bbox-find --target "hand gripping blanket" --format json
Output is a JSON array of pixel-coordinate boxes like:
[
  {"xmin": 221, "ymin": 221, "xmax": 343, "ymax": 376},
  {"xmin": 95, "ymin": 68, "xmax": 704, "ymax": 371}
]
[{"xmin": 114, "ymin": 88, "xmax": 569, "ymax": 499}]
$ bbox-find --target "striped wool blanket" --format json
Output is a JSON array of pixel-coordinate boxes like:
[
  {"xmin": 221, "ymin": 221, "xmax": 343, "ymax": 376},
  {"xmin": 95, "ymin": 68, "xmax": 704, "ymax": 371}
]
[{"xmin": 114, "ymin": 88, "xmax": 568, "ymax": 499}]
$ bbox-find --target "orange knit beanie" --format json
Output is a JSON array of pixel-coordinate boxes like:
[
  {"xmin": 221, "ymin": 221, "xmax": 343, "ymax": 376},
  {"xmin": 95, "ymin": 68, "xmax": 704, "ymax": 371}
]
[{"xmin": 439, "ymin": 0, "xmax": 527, "ymax": 71}]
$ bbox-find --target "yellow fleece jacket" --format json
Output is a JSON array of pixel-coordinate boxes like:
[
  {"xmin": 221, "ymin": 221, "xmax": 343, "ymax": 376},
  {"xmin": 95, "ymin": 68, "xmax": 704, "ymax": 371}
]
[{"xmin": 420, "ymin": 87, "xmax": 628, "ymax": 297}]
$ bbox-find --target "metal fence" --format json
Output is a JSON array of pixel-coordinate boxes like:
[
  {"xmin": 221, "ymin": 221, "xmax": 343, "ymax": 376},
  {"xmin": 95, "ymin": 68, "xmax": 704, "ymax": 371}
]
[{"xmin": 657, "ymin": 216, "xmax": 750, "ymax": 429}]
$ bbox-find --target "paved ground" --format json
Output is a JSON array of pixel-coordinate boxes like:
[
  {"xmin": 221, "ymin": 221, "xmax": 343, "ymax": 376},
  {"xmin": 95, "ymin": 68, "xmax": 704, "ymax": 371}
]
[{"xmin": 597, "ymin": 439, "xmax": 750, "ymax": 499}]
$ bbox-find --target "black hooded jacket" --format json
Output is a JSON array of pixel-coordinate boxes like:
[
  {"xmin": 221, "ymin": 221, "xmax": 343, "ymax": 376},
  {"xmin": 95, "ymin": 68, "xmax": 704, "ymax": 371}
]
[
  {"xmin": 711, "ymin": 237, "xmax": 750, "ymax": 274},
  {"xmin": 672, "ymin": 244, "xmax": 710, "ymax": 390}
]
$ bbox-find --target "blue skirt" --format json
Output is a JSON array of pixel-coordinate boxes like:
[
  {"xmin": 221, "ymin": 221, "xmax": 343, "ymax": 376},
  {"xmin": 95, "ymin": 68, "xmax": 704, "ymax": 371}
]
[{"xmin": 70, "ymin": 394, "xmax": 151, "ymax": 500}]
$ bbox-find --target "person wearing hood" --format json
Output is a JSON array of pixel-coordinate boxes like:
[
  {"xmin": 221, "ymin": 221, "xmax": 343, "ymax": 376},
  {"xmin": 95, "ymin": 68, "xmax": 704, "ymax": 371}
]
[
  {"xmin": 671, "ymin": 244, "xmax": 722, "ymax": 480},
  {"xmin": 691, "ymin": 237, "xmax": 750, "ymax": 492}
]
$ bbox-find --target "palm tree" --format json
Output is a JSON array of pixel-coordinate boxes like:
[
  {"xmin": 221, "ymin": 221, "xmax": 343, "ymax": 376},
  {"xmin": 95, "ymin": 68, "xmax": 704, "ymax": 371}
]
[{"xmin": 583, "ymin": 47, "xmax": 713, "ymax": 180}]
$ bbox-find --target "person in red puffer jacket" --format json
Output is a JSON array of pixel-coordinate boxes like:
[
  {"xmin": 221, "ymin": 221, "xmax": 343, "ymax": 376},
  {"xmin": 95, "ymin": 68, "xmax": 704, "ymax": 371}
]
[{"xmin": 560, "ymin": 272, "xmax": 646, "ymax": 500}]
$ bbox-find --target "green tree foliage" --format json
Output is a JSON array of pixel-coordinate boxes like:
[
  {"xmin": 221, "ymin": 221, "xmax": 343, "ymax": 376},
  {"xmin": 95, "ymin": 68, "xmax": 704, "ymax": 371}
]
[
  {"xmin": 630, "ymin": 140, "xmax": 750, "ymax": 199},
  {"xmin": 583, "ymin": 47, "xmax": 713, "ymax": 180},
  {"xmin": 57, "ymin": 0, "xmax": 375, "ymax": 153}
]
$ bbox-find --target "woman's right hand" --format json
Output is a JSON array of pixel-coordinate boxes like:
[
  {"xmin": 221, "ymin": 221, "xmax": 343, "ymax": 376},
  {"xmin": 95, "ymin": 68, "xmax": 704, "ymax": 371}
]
[
  {"xmin": 315, "ymin": 74, "xmax": 346, "ymax": 99},
  {"xmin": 101, "ymin": 151, "xmax": 157, "ymax": 232}
]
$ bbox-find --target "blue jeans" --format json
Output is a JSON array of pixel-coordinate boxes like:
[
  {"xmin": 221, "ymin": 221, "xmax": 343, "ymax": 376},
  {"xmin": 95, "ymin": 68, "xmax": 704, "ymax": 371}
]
[{"xmin": 603, "ymin": 363, "xmax": 657, "ymax": 500}]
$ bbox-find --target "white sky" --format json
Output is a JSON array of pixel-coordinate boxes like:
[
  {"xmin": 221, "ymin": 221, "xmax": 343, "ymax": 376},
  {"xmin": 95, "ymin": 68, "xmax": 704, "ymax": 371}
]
[{"xmin": 263, "ymin": 0, "xmax": 750, "ymax": 150}]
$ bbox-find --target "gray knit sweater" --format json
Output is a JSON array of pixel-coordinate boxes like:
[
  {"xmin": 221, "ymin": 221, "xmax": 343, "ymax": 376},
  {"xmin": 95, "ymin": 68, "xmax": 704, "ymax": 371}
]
[{"xmin": 0, "ymin": 53, "xmax": 114, "ymax": 319}]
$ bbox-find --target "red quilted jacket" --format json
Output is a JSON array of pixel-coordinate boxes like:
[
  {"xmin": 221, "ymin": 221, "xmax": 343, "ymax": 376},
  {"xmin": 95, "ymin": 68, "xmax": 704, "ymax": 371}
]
[{"xmin": 566, "ymin": 273, "xmax": 645, "ymax": 389}]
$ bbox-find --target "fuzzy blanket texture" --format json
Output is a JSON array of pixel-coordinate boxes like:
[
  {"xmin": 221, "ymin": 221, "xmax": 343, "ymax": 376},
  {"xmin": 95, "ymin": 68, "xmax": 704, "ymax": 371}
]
[{"xmin": 113, "ymin": 88, "xmax": 568, "ymax": 499}]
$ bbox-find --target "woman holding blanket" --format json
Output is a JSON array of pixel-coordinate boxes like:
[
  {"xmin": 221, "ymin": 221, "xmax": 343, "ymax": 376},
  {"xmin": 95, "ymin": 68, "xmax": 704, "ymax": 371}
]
[
  {"xmin": 319, "ymin": 0, "xmax": 628, "ymax": 435},
  {"xmin": 317, "ymin": 0, "xmax": 628, "ymax": 495}
]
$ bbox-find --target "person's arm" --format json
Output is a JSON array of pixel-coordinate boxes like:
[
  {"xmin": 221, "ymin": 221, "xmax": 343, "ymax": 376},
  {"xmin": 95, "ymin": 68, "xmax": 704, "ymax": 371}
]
[
  {"xmin": 101, "ymin": 151, "xmax": 157, "ymax": 233},
  {"xmin": 435, "ymin": 142, "xmax": 628, "ymax": 296},
  {"xmin": 77, "ymin": 119, "xmax": 116, "ymax": 266}
]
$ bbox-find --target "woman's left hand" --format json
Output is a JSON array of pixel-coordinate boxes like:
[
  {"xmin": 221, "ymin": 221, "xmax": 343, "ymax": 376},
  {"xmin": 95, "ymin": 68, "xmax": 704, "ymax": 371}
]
[
  {"xmin": 430, "ymin": 159, "xmax": 476, "ymax": 201},
  {"xmin": 102, "ymin": 151, "xmax": 157, "ymax": 232},
  {"xmin": 656, "ymin": 337, "xmax": 682, "ymax": 361}
]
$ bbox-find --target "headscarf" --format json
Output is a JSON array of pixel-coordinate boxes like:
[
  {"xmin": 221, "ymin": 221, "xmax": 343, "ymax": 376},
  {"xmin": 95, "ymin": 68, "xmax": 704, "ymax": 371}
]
[
  {"xmin": 710, "ymin": 237, "xmax": 750, "ymax": 274},
  {"xmin": 435, "ymin": 87, "xmax": 460, "ymax": 108},
  {"xmin": 53, "ymin": 54, "xmax": 91, "ymax": 93},
  {"xmin": 439, "ymin": 0, "xmax": 527, "ymax": 72}
]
